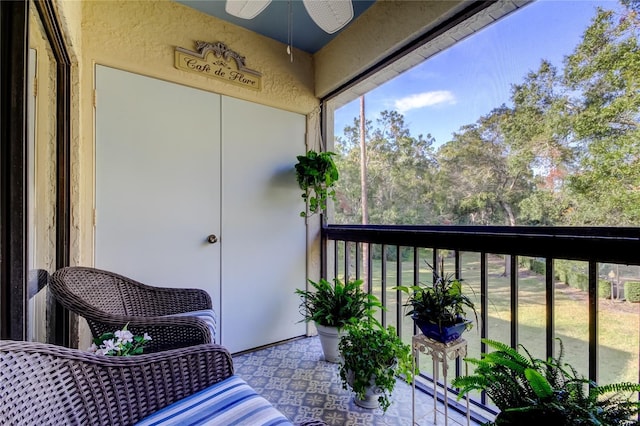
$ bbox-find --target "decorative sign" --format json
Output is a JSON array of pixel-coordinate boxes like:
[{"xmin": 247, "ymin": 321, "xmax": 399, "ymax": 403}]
[{"xmin": 175, "ymin": 41, "xmax": 262, "ymax": 91}]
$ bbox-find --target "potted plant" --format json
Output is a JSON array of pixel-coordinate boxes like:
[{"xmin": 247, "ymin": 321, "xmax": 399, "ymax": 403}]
[
  {"xmin": 452, "ymin": 338, "xmax": 640, "ymax": 425},
  {"xmin": 395, "ymin": 262, "xmax": 478, "ymax": 343},
  {"xmin": 338, "ymin": 320, "xmax": 415, "ymax": 412},
  {"xmin": 295, "ymin": 277, "xmax": 381, "ymax": 363},
  {"xmin": 294, "ymin": 150, "xmax": 339, "ymax": 217}
]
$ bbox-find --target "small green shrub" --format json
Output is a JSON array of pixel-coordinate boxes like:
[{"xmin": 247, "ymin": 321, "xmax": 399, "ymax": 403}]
[
  {"xmin": 598, "ymin": 279, "xmax": 611, "ymax": 299},
  {"xmin": 554, "ymin": 260, "xmax": 570, "ymax": 282},
  {"xmin": 556, "ymin": 268, "xmax": 567, "ymax": 283},
  {"xmin": 625, "ymin": 281, "xmax": 640, "ymax": 303},
  {"xmin": 553, "ymin": 260, "xmax": 569, "ymax": 284},
  {"xmin": 566, "ymin": 271, "xmax": 579, "ymax": 289},
  {"xmin": 521, "ymin": 258, "xmax": 545, "ymax": 276},
  {"xmin": 575, "ymin": 273, "xmax": 588, "ymax": 291},
  {"xmin": 531, "ymin": 259, "xmax": 545, "ymax": 275}
]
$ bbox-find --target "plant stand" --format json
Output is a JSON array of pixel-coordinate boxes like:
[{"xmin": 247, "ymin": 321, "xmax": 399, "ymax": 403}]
[{"xmin": 412, "ymin": 335, "xmax": 470, "ymax": 426}]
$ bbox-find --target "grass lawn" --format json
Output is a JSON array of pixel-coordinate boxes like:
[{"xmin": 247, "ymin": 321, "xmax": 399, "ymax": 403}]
[{"xmin": 335, "ymin": 248, "xmax": 639, "ymax": 386}]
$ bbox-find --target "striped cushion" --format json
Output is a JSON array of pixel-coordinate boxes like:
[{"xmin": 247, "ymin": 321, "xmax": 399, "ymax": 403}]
[
  {"xmin": 135, "ymin": 375, "xmax": 293, "ymax": 426},
  {"xmin": 165, "ymin": 309, "xmax": 217, "ymax": 343}
]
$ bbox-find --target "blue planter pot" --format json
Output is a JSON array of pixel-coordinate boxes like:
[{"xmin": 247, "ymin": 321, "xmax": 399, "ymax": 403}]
[{"xmin": 414, "ymin": 318, "xmax": 470, "ymax": 343}]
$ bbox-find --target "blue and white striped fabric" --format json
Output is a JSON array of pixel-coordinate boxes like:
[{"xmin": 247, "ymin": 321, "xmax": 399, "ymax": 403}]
[
  {"xmin": 135, "ymin": 375, "xmax": 293, "ymax": 426},
  {"xmin": 165, "ymin": 309, "xmax": 217, "ymax": 343}
]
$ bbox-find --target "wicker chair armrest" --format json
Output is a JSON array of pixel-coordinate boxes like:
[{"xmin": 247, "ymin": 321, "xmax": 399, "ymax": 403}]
[
  {"xmin": 87, "ymin": 315, "xmax": 213, "ymax": 353},
  {"xmin": 136, "ymin": 286, "xmax": 212, "ymax": 314},
  {"xmin": 0, "ymin": 340, "xmax": 234, "ymax": 426}
]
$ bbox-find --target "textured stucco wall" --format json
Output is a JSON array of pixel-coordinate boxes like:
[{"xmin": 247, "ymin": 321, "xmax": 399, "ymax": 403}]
[
  {"xmin": 314, "ymin": 0, "xmax": 464, "ymax": 97},
  {"xmin": 29, "ymin": 9, "xmax": 57, "ymax": 274},
  {"xmin": 81, "ymin": 1, "xmax": 316, "ymax": 113},
  {"xmin": 51, "ymin": 1, "xmax": 83, "ymax": 270},
  {"xmin": 53, "ymin": 0, "xmax": 82, "ymax": 53}
]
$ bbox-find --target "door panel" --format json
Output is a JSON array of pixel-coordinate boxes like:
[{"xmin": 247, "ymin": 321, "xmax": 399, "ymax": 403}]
[
  {"xmin": 221, "ymin": 96, "xmax": 306, "ymax": 353},
  {"xmin": 95, "ymin": 66, "xmax": 222, "ymax": 335}
]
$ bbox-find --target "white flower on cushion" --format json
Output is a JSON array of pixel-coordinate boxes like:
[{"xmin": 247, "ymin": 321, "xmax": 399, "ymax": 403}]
[
  {"xmin": 115, "ymin": 329, "xmax": 134, "ymax": 344},
  {"xmin": 89, "ymin": 323, "xmax": 151, "ymax": 356},
  {"xmin": 103, "ymin": 338, "xmax": 117, "ymax": 353}
]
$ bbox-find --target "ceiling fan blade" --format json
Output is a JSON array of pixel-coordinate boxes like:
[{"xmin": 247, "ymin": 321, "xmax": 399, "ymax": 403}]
[
  {"xmin": 303, "ymin": 0, "xmax": 354, "ymax": 34},
  {"xmin": 225, "ymin": 0, "xmax": 272, "ymax": 20}
]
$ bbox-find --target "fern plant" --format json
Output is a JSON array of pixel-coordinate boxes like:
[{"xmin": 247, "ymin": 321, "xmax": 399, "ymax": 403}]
[
  {"xmin": 452, "ymin": 338, "xmax": 640, "ymax": 425},
  {"xmin": 294, "ymin": 150, "xmax": 339, "ymax": 217},
  {"xmin": 294, "ymin": 277, "xmax": 381, "ymax": 328}
]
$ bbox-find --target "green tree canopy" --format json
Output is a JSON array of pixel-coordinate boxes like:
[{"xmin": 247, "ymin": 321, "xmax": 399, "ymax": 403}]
[
  {"xmin": 332, "ymin": 2, "xmax": 639, "ymax": 227},
  {"xmin": 334, "ymin": 111, "xmax": 438, "ymax": 224}
]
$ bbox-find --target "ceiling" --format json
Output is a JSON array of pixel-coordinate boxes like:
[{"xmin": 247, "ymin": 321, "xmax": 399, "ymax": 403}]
[{"xmin": 175, "ymin": 0, "xmax": 376, "ymax": 54}]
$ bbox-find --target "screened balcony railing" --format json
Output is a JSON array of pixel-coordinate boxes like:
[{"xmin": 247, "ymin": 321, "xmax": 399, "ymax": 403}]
[{"xmin": 322, "ymin": 224, "xmax": 640, "ymax": 421}]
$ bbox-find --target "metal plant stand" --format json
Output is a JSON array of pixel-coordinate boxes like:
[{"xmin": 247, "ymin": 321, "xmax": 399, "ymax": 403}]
[{"xmin": 412, "ymin": 334, "xmax": 470, "ymax": 426}]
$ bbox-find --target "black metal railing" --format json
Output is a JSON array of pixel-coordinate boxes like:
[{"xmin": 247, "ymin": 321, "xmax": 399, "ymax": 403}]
[{"xmin": 322, "ymin": 224, "xmax": 640, "ymax": 421}]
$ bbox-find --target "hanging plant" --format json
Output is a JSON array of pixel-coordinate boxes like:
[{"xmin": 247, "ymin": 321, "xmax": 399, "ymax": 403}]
[{"xmin": 295, "ymin": 150, "xmax": 339, "ymax": 217}]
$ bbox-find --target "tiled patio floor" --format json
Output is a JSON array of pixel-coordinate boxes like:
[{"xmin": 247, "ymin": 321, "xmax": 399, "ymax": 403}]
[{"xmin": 233, "ymin": 336, "xmax": 485, "ymax": 426}]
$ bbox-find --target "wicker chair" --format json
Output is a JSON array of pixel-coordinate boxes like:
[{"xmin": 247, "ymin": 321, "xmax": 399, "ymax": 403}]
[
  {"xmin": 50, "ymin": 266, "xmax": 214, "ymax": 353},
  {"xmin": 1, "ymin": 340, "xmax": 328, "ymax": 426},
  {"xmin": 0, "ymin": 340, "xmax": 234, "ymax": 425}
]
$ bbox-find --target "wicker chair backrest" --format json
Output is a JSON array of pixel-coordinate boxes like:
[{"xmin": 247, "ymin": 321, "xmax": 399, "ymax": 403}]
[
  {"xmin": 61, "ymin": 267, "xmax": 129, "ymax": 314},
  {"xmin": 51, "ymin": 266, "xmax": 182, "ymax": 317},
  {"xmin": 1, "ymin": 343, "xmax": 89, "ymax": 424},
  {"xmin": 0, "ymin": 340, "xmax": 235, "ymax": 426}
]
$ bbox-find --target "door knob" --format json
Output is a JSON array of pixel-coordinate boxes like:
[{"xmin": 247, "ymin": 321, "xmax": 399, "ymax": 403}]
[{"xmin": 207, "ymin": 234, "xmax": 218, "ymax": 244}]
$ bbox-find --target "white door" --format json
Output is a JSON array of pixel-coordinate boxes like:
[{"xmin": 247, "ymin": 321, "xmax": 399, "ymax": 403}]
[
  {"xmin": 221, "ymin": 96, "xmax": 306, "ymax": 352},
  {"xmin": 95, "ymin": 65, "xmax": 222, "ymax": 336},
  {"xmin": 95, "ymin": 67, "xmax": 307, "ymax": 353}
]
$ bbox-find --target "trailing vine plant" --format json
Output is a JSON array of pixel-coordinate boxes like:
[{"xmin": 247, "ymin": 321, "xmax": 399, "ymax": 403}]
[
  {"xmin": 295, "ymin": 150, "xmax": 339, "ymax": 217},
  {"xmin": 338, "ymin": 320, "xmax": 415, "ymax": 412}
]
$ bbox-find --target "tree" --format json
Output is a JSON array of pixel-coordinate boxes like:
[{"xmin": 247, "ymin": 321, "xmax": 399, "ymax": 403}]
[
  {"xmin": 333, "ymin": 116, "xmax": 373, "ymax": 223},
  {"xmin": 333, "ymin": 1, "xmax": 640, "ymax": 228},
  {"xmin": 501, "ymin": 60, "xmax": 576, "ymax": 225},
  {"xmin": 334, "ymin": 111, "xmax": 438, "ymax": 225},
  {"xmin": 562, "ymin": 7, "xmax": 640, "ymax": 225},
  {"xmin": 436, "ymin": 107, "xmax": 535, "ymax": 226}
]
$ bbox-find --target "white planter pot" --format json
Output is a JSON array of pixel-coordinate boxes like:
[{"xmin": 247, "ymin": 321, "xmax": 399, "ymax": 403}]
[
  {"xmin": 346, "ymin": 370, "xmax": 383, "ymax": 409},
  {"xmin": 315, "ymin": 323, "xmax": 347, "ymax": 363}
]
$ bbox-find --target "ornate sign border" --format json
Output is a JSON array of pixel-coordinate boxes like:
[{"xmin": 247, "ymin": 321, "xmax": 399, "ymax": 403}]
[{"xmin": 175, "ymin": 41, "xmax": 262, "ymax": 91}]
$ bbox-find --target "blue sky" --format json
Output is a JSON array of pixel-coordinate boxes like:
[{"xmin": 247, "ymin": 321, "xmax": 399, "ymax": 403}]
[{"xmin": 333, "ymin": 0, "xmax": 625, "ymax": 148}]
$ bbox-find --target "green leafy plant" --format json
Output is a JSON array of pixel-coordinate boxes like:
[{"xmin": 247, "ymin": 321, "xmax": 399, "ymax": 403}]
[
  {"xmin": 295, "ymin": 277, "xmax": 381, "ymax": 328},
  {"xmin": 88, "ymin": 323, "xmax": 152, "ymax": 356},
  {"xmin": 452, "ymin": 338, "xmax": 640, "ymax": 425},
  {"xmin": 338, "ymin": 320, "xmax": 415, "ymax": 412},
  {"xmin": 395, "ymin": 261, "xmax": 478, "ymax": 332},
  {"xmin": 294, "ymin": 150, "xmax": 339, "ymax": 217}
]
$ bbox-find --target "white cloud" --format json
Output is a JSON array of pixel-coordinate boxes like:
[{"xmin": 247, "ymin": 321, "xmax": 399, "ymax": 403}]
[{"xmin": 394, "ymin": 91, "xmax": 456, "ymax": 113}]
